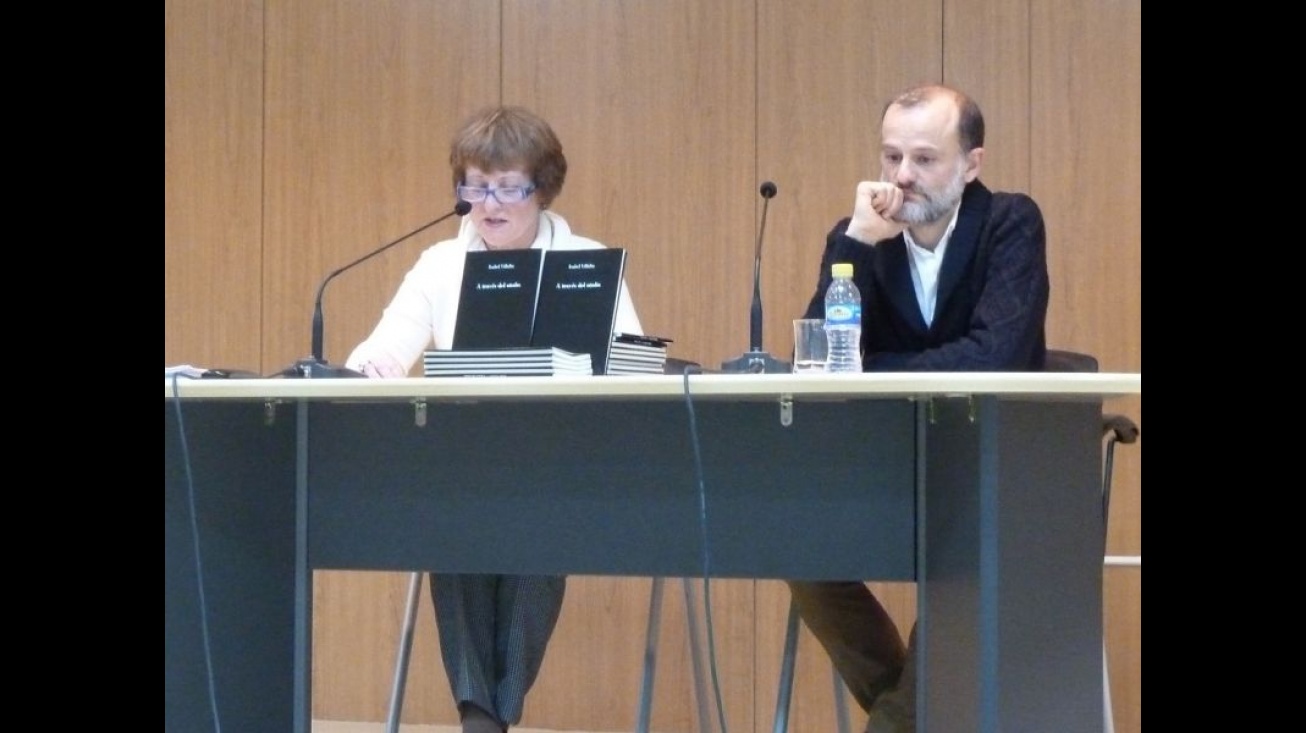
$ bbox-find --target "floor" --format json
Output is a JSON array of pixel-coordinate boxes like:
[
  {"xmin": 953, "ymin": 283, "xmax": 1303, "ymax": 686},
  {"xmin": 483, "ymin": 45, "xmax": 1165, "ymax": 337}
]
[{"xmin": 314, "ymin": 723, "xmax": 622, "ymax": 733}]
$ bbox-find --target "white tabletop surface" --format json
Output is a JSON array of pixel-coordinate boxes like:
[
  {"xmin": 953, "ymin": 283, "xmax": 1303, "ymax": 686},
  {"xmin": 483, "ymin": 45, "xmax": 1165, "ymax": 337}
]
[{"xmin": 164, "ymin": 371, "xmax": 1141, "ymax": 402}]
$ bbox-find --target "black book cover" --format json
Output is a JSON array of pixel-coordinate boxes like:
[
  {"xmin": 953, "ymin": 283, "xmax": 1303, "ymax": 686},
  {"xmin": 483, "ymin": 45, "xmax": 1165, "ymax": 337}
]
[
  {"xmin": 452, "ymin": 248, "xmax": 545, "ymax": 350},
  {"xmin": 530, "ymin": 248, "xmax": 627, "ymax": 375}
]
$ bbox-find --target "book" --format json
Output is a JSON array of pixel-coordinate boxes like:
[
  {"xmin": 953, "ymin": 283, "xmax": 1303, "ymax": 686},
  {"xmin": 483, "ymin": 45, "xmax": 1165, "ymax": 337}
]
[
  {"xmin": 423, "ymin": 346, "xmax": 592, "ymax": 377},
  {"xmin": 452, "ymin": 248, "xmax": 545, "ymax": 350},
  {"xmin": 439, "ymin": 247, "xmax": 629, "ymax": 375},
  {"xmin": 606, "ymin": 332, "xmax": 672, "ymax": 375},
  {"xmin": 609, "ymin": 345, "xmax": 666, "ymax": 363},
  {"xmin": 529, "ymin": 248, "xmax": 628, "ymax": 375},
  {"xmin": 606, "ymin": 359, "xmax": 664, "ymax": 375},
  {"xmin": 613, "ymin": 332, "xmax": 673, "ymax": 348}
]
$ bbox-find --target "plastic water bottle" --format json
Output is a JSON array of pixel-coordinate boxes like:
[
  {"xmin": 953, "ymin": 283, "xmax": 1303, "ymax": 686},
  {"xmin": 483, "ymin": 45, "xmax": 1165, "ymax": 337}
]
[{"xmin": 824, "ymin": 262, "xmax": 862, "ymax": 373}]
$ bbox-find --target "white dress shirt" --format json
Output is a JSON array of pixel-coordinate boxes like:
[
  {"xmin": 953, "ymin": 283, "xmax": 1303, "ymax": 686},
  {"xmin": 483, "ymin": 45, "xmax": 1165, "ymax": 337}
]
[{"xmin": 902, "ymin": 207, "xmax": 960, "ymax": 327}]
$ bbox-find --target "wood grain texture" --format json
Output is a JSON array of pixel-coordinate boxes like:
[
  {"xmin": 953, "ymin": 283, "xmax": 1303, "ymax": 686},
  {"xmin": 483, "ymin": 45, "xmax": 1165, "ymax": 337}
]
[
  {"xmin": 754, "ymin": 2, "xmax": 938, "ymax": 729},
  {"xmin": 944, "ymin": 0, "xmax": 1031, "ymax": 193},
  {"xmin": 260, "ymin": 0, "xmax": 500, "ymax": 720},
  {"xmin": 503, "ymin": 0, "xmax": 759, "ymax": 372},
  {"xmin": 164, "ymin": 1, "xmax": 1141, "ymax": 730},
  {"xmin": 164, "ymin": 0, "xmax": 265, "ymax": 370},
  {"xmin": 261, "ymin": 0, "xmax": 500, "ymax": 375},
  {"xmin": 758, "ymin": 0, "xmax": 943, "ymax": 365},
  {"xmin": 500, "ymin": 4, "xmax": 758, "ymax": 729},
  {"xmin": 1031, "ymin": 2, "xmax": 1141, "ymax": 730}
]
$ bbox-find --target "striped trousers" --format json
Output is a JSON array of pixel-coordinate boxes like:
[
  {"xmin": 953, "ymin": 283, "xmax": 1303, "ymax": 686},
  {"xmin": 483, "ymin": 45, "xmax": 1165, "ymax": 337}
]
[{"xmin": 431, "ymin": 573, "xmax": 567, "ymax": 727}]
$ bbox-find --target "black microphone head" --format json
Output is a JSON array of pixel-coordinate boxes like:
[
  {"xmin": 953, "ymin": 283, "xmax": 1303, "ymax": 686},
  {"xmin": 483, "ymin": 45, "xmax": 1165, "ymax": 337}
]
[
  {"xmin": 759, "ymin": 181, "xmax": 777, "ymax": 199},
  {"xmin": 455, "ymin": 199, "xmax": 473, "ymax": 216}
]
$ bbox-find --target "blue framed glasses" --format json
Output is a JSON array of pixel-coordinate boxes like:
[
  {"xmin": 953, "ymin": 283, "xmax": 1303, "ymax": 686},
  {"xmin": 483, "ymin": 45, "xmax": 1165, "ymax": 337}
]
[{"xmin": 457, "ymin": 184, "xmax": 536, "ymax": 204}]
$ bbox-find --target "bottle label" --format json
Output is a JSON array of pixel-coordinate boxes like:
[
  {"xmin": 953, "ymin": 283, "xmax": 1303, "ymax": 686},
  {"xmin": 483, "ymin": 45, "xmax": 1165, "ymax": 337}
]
[{"xmin": 825, "ymin": 304, "xmax": 862, "ymax": 326}]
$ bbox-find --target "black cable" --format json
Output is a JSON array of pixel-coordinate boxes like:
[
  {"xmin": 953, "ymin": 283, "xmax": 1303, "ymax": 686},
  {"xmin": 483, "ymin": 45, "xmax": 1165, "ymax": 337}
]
[
  {"xmin": 679, "ymin": 364, "xmax": 729, "ymax": 733},
  {"xmin": 170, "ymin": 372, "xmax": 223, "ymax": 733}
]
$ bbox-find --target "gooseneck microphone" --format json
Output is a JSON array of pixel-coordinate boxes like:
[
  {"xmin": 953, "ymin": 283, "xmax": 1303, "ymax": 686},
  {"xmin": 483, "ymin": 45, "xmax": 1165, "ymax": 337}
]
[
  {"xmin": 721, "ymin": 181, "xmax": 790, "ymax": 373},
  {"xmin": 286, "ymin": 199, "xmax": 473, "ymax": 378},
  {"xmin": 749, "ymin": 181, "xmax": 778, "ymax": 350}
]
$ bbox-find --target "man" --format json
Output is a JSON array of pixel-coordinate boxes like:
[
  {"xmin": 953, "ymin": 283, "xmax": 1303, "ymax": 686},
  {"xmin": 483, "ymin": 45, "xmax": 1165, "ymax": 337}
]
[{"xmin": 790, "ymin": 84, "xmax": 1049, "ymax": 732}]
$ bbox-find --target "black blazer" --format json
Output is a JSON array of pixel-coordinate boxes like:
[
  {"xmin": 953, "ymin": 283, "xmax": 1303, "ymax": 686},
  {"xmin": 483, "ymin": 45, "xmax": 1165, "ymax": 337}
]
[{"xmin": 802, "ymin": 180, "xmax": 1049, "ymax": 371}]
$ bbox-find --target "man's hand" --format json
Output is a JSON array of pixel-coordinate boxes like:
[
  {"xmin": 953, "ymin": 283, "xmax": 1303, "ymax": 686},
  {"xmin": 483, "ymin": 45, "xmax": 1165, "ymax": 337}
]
[{"xmin": 845, "ymin": 181, "xmax": 907, "ymax": 244}]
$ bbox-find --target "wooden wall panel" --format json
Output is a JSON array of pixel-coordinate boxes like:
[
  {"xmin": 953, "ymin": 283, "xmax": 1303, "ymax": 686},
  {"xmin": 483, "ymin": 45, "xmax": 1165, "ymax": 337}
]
[
  {"xmin": 164, "ymin": 1, "xmax": 1141, "ymax": 730},
  {"xmin": 498, "ymin": 2, "xmax": 759, "ymax": 730},
  {"xmin": 755, "ymin": 3, "xmax": 940, "ymax": 730},
  {"xmin": 944, "ymin": 0, "xmax": 1032, "ymax": 193},
  {"xmin": 504, "ymin": 0, "xmax": 760, "ymax": 371},
  {"xmin": 164, "ymin": 0, "xmax": 265, "ymax": 369},
  {"xmin": 1105, "ymin": 570, "xmax": 1142, "ymax": 733},
  {"xmin": 1031, "ymin": 0, "xmax": 1142, "ymax": 370},
  {"xmin": 261, "ymin": 0, "xmax": 500, "ymax": 377},
  {"xmin": 258, "ymin": 0, "xmax": 500, "ymax": 722},
  {"xmin": 758, "ymin": 0, "xmax": 943, "ymax": 366},
  {"xmin": 1031, "ymin": 2, "xmax": 1142, "ymax": 732}
]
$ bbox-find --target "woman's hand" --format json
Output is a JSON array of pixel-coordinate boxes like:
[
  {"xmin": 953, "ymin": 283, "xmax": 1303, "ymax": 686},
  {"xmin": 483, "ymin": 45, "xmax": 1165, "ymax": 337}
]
[{"xmin": 357, "ymin": 355, "xmax": 408, "ymax": 378}]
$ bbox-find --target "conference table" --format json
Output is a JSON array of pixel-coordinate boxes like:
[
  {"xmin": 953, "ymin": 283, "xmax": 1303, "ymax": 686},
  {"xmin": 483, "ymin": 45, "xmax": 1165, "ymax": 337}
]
[{"xmin": 164, "ymin": 371, "xmax": 1141, "ymax": 733}]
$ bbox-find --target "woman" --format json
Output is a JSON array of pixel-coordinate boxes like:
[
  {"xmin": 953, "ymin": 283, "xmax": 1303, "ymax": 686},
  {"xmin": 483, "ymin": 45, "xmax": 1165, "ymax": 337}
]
[{"xmin": 346, "ymin": 105, "xmax": 642, "ymax": 733}]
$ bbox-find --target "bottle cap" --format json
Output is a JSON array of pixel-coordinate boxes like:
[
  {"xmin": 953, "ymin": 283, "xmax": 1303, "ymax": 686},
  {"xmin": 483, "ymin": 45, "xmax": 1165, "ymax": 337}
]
[{"xmin": 831, "ymin": 262, "xmax": 853, "ymax": 278}]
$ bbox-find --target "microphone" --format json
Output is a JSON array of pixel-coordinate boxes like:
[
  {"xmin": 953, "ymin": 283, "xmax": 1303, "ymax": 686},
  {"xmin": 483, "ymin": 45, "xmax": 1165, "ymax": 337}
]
[
  {"xmin": 750, "ymin": 181, "xmax": 778, "ymax": 350},
  {"xmin": 286, "ymin": 199, "xmax": 473, "ymax": 378},
  {"xmin": 721, "ymin": 181, "xmax": 790, "ymax": 373}
]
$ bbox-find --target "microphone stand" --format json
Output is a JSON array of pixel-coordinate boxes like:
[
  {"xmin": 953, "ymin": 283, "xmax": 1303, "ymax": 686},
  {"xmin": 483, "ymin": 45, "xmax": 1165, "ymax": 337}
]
[
  {"xmin": 721, "ymin": 181, "xmax": 790, "ymax": 373},
  {"xmin": 284, "ymin": 200, "xmax": 473, "ymax": 378}
]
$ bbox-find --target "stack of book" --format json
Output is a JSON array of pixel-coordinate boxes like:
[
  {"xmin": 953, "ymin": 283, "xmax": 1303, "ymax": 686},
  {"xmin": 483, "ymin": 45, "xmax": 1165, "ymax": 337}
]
[
  {"xmin": 423, "ymin": 346, "xmax": 592, "ymax": 377},
  {"xmin": 607, "ymin": 333, "xmax": 672, "ymax": 375},
  {"xmin": 449, "ymin": 247, "xmax": 629, "ymax": 375}
]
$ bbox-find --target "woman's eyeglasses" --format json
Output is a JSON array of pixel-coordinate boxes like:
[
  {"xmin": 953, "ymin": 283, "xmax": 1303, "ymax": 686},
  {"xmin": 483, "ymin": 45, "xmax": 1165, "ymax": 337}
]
[{"xmin": 456, "ymin": 184, "xmax": 536, "ymax": 204}]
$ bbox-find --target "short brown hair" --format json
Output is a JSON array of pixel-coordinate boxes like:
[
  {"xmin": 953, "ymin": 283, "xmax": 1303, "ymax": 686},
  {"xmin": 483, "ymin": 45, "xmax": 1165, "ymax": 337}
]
[
  {"xmin": 449, "ymin": 106, "xmax": 568, "ymax": 208},
  {"xmin": 884, "ymin": 84, "xmax": 986, "ymax": 153}
]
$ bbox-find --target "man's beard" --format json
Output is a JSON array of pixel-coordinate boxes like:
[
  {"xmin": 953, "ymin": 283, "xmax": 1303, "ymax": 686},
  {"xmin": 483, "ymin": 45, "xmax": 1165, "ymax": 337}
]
[{"xmin": 892, "ymin": 161, "xmax": 968, "ymax": 225}]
